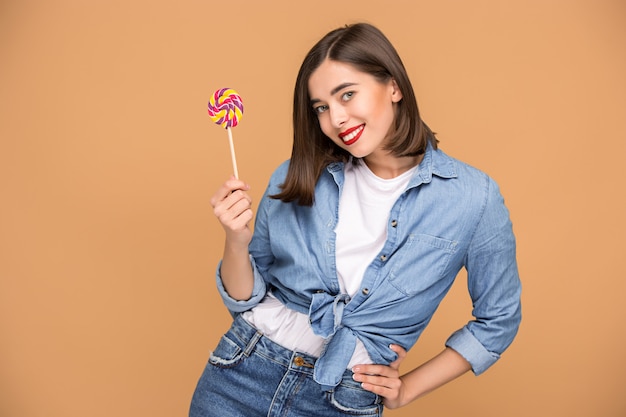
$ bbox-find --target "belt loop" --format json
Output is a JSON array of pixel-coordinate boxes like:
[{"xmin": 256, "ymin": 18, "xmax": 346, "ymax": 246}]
[{"xmin": 243, "ymin": 331, "xmax": 263, "ymax": 357}]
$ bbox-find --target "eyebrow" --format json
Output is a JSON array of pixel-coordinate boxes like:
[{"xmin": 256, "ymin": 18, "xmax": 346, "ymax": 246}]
[{"xmin": 310, "ymin": 82, "xmax": 358, "ymax": 105}]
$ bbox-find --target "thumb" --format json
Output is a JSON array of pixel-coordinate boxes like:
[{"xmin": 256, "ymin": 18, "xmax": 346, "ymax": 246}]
[{"xmin": 389, "ymin": 344, "xmax": 407, "ymax": 370}]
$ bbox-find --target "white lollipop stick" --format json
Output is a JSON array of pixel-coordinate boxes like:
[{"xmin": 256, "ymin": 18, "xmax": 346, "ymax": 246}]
[{"xmin": 227, "ymin": 127, "xmax": 239, "ymax": 179}]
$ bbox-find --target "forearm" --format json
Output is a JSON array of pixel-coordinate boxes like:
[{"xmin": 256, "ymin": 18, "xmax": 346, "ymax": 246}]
[
  {"xmin": 400, "ymin": 347, "xmax": 471, "ymax": 405},
  {"xmin": 354, "ymin": 345, "xmax": 471, "ymax": 409},
  {"xmin": 219, "ymin": 240, "xmax": 254, "ymax": 300}
]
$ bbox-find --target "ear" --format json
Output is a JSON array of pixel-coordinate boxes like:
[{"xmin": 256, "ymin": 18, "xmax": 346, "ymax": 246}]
[{"xmin": 390, "ymin": 79, "xmax": 403, "ymax": 103}]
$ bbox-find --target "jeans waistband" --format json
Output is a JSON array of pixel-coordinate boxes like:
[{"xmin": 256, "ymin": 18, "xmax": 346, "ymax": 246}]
[{"xmin": 229, "ymin": 314, "xmax": 320, "ymax": 376}]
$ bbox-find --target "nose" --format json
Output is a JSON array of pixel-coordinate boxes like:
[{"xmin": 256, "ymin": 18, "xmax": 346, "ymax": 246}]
[{"xmin": 329, "ymin": 105, "xmax": 347, "ymax": 128}]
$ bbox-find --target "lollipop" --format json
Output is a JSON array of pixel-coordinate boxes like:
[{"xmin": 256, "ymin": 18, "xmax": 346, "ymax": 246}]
[{"xmin": 208, "ymin": 88, "xmax": 244, "ymax": 178}]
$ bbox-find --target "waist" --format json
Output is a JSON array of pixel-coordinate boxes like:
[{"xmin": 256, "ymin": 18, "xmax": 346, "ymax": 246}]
[
  {"xmin": 241, "ymin": 293, "xmax": 372, "ymax": 368},
  {"xmin": 228, "ymin": 314, "xmax": 320, "ymax": 375}
]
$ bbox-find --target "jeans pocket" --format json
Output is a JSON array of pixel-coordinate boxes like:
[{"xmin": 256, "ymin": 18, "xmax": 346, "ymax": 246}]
[
  {"xmin": 208, "ymin": 334, "xmax": 247, "ymax": 368},
  {"xmin": 326, "ymin": 383, "xmax": 382, "ymax": 415}
]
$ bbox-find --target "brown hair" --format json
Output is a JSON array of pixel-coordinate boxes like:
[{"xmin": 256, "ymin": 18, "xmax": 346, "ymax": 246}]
[{"xmin": 271, "ymin": 23, "xmax": 437, "ymax": 206}]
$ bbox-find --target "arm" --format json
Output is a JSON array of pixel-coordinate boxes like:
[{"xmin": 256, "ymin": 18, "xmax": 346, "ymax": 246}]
[
  {"xmin": 352, "ymin": 345, "xmax": 471, "ymax": 409},
  {"xmin": 210, "ymin": 176, "xmax": 255, "ymax": 300},
  {"xmin": 355, "ymin": 177, "xmax": 521, "ymax": 408},
  {"xmin": 447, "ymin": 177, "xmax": 521, "ymax": 374}
]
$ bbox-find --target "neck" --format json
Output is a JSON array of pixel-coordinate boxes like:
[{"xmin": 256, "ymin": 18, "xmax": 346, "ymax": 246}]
[{"xmin": 363, "ymin": 153, "xmax": 423, "ymax": 179}]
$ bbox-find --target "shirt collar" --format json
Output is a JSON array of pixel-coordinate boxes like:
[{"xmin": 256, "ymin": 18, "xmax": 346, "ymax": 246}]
[
  {"xmin": 410, "ymin": 142, "xmax": 458, "ymax": 187},
  {"xmin": 326, "ymin": 142, "xmax": 457, "ymax": 187}
]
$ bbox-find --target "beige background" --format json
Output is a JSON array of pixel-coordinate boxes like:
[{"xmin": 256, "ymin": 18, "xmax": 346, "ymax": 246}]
[{"xmin": 1, "ymin": 0, "xmax": 625, "ymax": 416}]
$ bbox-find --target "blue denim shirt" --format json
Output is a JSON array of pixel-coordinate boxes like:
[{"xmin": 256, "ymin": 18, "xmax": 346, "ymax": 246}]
[{"xmin": 216, "ymin": 144, "xmax": 522, "ymax": 390}]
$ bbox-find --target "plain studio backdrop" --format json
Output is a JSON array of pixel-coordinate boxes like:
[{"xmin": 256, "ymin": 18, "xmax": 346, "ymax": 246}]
[{"xmin": 1, "ymin": 1, "xmax": 625, "ymax": 416}]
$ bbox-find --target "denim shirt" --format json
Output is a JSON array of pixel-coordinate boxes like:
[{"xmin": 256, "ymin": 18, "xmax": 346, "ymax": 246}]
[{"xmin": 216, "ymin": 144, "xmax": 522, "ymax": 390}]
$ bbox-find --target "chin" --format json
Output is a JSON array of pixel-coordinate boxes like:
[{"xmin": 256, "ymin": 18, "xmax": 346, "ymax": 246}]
[
  {"xmin": 345, "ymin": 143, "xmax": 373, "ymax": 158},
  {"xmin": 347, "ymin": 150, "xmax": 371, "ymax": 159}
]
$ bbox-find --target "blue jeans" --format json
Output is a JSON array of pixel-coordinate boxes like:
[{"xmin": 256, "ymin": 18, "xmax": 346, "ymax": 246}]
[{"xmin": 189, "ymin": 315, "xmax": 383, "ymax": 416}]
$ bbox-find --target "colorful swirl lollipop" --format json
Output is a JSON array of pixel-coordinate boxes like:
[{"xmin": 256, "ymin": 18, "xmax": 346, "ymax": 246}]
[
  {"xmin": 208, "ymin": 88, "xmax": 244, "ymax": 129},
  {"xmin": 208, "ymin": 88, "xmax": 244, "ymax": 178}
]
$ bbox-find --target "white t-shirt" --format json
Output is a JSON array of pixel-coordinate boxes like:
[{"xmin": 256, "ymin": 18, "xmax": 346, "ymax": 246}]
[{"xmin": 243, "ymin": 159, "xmax": 416, "ymax": 367}]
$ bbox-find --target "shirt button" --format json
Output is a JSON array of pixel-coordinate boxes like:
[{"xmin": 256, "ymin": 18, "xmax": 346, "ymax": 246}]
[
  {"xmin": 380, "ymin": 255, "xmax": 387, "ymax": 262},
  {"xmin": 391, "ymin": 220, "xmax": 398, "ymax": 227},
  {"xmin": 361, "ymin": 288, "xmax": 369, "ymax": 295}
]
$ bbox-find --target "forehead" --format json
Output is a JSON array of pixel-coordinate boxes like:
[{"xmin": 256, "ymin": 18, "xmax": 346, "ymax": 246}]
[{"xmin": 308, "ymin": 60, "xmax": 373, "ymax": 96}]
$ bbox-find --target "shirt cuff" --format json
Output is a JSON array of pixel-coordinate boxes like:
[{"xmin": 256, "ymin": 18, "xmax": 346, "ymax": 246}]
[
  {"xmin": 445, "ymin": 327, "xmax": 500, "ymax": 375},
  {"xmin": 215, "ymin": 255, "xmax": 267, "ymax": 313}
]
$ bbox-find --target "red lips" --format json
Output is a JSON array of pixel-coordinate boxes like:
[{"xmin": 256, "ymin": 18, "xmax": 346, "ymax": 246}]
[{"xmin": 338, "ymin": 124, "xmax": 365, "ymax": 146}]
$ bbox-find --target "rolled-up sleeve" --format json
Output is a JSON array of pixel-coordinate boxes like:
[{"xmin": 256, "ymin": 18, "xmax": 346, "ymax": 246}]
[
  {"xmin": 446, "ymin": 176, "xmax": 522, "ymax": 375},
  {"xmin": 215, "ymin": 255, "xmax": 267, "ymax": 313}
]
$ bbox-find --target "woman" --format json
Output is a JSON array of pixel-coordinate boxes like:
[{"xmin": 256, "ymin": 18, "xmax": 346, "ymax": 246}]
[{"xmin": 190, "ymin": 22, "xmax": 521, "ymax": 416}]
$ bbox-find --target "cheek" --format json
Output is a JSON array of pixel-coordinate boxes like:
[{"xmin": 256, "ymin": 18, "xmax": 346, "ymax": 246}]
[
  {"xmin": 374, "ymin": 103, "xmax": 396, "ymax": 128},
  {"xmin": 317, "ymin": 115, "xmax": 333, "ymax": 137}
]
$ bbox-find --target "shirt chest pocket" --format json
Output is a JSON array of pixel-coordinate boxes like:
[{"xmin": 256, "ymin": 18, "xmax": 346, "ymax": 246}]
[{"xmin": 387, "ymin": 234, "xmax": 458, "ymax": 296}]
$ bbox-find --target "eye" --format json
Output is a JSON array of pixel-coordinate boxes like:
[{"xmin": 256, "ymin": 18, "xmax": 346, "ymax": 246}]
[
  {"xmin": 341, "ymin": 91, "xmax": 354, "ymax": 101},
  {"xmin": 314, "ymin": 104, "xmax": 329, "ymax": 114}
]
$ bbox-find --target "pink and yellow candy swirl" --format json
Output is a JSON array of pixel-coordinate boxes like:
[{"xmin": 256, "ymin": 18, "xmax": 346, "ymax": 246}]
[{"xmin": 208, "ymin": 88, "xmax": 244, "ymax": 129}]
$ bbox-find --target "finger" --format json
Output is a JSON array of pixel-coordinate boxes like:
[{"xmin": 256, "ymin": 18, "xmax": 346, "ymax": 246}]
[
  {"xmin": 210, "ymin": 178, "xmax": 250, "ymax": 207},
  {"xmin": 215, "ymin": 195, "xmax": 253, "ymax": 227},
  {"xmin": 223, "ymin": 189, "xmax": 253, "ymax": 210},
  {"xmin": 213, "ymin": 189, "xmax": 252, "ymax": 218},
  {"xmin": 356, "ymin": 375, "xmax": 403, "ymax": 403},
  {"xmin": 388, "ymin": 344, "xmax": 407, "ymax": 370},
  {"xmin": 224, "ymin": 197, "xmax": 253, "ymax": 221},
  {"xmin": 360, "ymin": 382, "xmax": 397, "ymax": 398},
  {"xmin": 224, "ymin": 176, "xmax": 249, "ymax": 192},
  {"xmin": 222, "ymin": 210, "xmax": 254, "ymax": 233},
  {"xmin": 352, "ymin": 364, "xmax": 398, "ymax": 379},
  {"xmin": 355, "ymin": 373, "xmax": 400, "ymax": 389}
]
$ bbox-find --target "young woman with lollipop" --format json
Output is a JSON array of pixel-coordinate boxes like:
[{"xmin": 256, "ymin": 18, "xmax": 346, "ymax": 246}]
[{"xmin": 190, "ymin": 22, "xmax": 521, "ymax": 416}]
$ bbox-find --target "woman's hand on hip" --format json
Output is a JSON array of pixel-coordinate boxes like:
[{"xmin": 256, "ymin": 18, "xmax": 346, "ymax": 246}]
[{"xmin": 351, "ymin": 344, "xmax": 409, "ymax": 409}]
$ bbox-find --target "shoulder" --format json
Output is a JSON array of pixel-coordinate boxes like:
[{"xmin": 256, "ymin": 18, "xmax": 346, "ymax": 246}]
[
  {"xmin": 435, "ymin": 148, "xmax": 486, "ymax": 178},
  {"xmin": 265, "ymin": 159, "xmax": 341, "ymax": 193},
  {"xmin": 427, "ymin": 147, "xmax": 493, "ymax": 188},
  {"xmin": 264, "ymin": 160, "xmax": 291, "ymax": 193},
  {"xmin": 429, "ymin": 148, "xmax": 506, "ymax": 208},
  {"xmin": 450, "ymin": 153, "xmax": 504, "ymax": 199}
]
